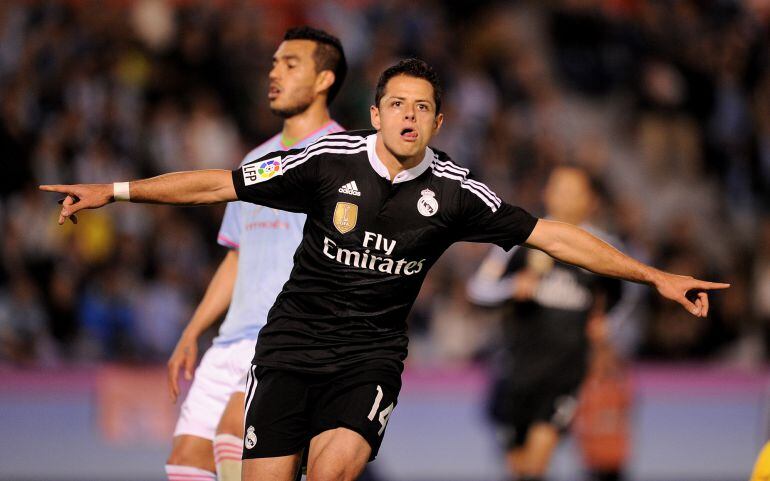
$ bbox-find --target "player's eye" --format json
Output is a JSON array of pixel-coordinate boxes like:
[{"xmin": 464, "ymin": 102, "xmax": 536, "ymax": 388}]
[
  {"xmin": 417, "ymin": 104, "xmax": 429, "ymax": 111},
  {"xmin": 392, "ymin": 101, "xmax": 401, "ymax": 107}
]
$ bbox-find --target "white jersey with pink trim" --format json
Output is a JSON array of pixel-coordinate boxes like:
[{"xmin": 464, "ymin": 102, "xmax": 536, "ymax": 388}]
[{"xmin": 214, "ymin": 120, "xmax": 343, "ymax": 345}]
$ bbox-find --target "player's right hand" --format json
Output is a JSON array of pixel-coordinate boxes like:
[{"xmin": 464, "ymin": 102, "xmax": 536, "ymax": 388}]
[
  {"xmin": 653, "ymin": 272, "xmax": 730, "ymax": 317},
  {"xmin": 512, "ymin": 270, "xmax": 539, "ymax": 301},
  {"xmin": 167, "ymin": 334, "xmax": 198, "ymax": 403},
  {"xmin": 39, "ymin": 183, "xmax": 114, "ymax": 225}
]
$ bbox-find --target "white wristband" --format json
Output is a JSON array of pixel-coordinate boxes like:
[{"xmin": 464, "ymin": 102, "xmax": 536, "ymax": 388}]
[{"xmin": 113, "ymin": 182, "xmax": 130, "ymax": 202}]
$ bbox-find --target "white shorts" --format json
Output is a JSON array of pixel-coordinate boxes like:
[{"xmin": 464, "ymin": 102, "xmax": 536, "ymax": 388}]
[{"xmin": 173, "ymin": 338, "xmax": 256, "ymax": 440}]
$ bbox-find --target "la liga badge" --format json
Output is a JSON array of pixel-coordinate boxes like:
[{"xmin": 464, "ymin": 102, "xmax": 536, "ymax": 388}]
[{"xmin": 242, "ymin": 157, "xmax": 282, "ymax": 186}]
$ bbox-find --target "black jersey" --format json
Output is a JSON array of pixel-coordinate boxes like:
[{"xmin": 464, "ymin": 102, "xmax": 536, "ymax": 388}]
[
  {"xmin": 478, "ymin": 240, "xmax": 622, "ymax": 390},
  {"xmin": 231, "ymin": 129, "xmax": 538, "ymax": 375}
]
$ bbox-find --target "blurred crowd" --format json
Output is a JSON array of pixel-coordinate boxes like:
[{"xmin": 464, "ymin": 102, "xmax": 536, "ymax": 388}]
[{"xmin": 1, "ymin": 0, "xmax": 769, "ymax": 368}]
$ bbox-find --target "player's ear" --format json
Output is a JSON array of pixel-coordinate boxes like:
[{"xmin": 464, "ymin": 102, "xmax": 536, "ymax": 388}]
[
  {"xmin": 315, "ymin": 70, "xmax": 335, "ymax": 96},
  {"xmin": 370, "ymin": 105, "xmax": 381, "ymax": 130},
  {"xmin": 433, "ymin": 112, "xmax": 443, "ymax": 134}
]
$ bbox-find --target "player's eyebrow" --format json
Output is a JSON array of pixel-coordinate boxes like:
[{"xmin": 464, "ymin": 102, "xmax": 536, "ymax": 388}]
[
  {"xmin": 387, "ymin": 95, "xmax": 432, "ymax": 103},
  {"xmin": 273, "ymin": 54, "xmax": 301, "ymax": 62},
  {"xmin": 387, "ymin": 95, "xmax": 434, "ymax": 108}
]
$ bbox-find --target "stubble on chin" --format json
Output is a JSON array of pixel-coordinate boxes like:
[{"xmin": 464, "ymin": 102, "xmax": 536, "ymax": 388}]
[
  {"xmin": 270, "ymin": 101, "xmax": 312, "ymax": 119},
  {"xmin": 269, "ymin": 89, "xmax": 314, "ymax": 119}
]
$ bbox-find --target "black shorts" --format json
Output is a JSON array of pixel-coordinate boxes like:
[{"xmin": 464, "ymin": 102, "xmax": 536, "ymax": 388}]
[
  {"xmin": 488, "ymin": 378, "xmax": 580, "ymax": 449},
  {"xmin": 242, "ymin": 363, "xmax": 401, "ymax": 461}
]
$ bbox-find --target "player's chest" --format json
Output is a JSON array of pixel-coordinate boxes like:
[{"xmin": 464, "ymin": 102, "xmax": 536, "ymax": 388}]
[{"xmin": 315, "ymin": 174, "xmax": 450, "ymax": 254}]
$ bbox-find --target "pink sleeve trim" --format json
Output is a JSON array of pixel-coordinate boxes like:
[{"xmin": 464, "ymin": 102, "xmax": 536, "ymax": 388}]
[{"xmin": 217, "ymin": 234, "xmax": 239, "ymax": 249}]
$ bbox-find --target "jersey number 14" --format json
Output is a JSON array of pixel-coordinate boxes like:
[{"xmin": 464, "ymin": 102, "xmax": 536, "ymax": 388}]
[{"xmin": 367, "ymin": 385, "xmax": 394, "ymax": 436}]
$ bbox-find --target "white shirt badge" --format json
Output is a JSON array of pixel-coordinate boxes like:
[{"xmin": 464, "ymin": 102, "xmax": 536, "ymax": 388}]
[{"xmin": 417, "ymin": 189, "xmax": 438, "ymax": 217}]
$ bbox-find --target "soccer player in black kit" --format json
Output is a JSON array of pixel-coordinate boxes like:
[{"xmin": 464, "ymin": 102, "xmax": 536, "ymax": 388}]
[
  {"xmin": 43, "ymin": 59, "xmax": 728, "ymax": 481},
  {"xmin": 468, "ymin": 166, "xmax": 624, "ymax": 481}
]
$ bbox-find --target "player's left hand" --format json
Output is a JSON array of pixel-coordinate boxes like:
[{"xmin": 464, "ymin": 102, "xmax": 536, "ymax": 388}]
[
  {"xmin": 167, "ymin": 334, "xmax": 199, "ymax": 403},
  {"xmin": 39, "ymin": 183, "xmax": 113, "ymax": 225},
  {"xmin": 511, "ymin": 270, "xmax": 539, "ymax": 301},
  {"xmin": 586, "ymin": 314, "xmax": 608, "ymax": 344},
  {"xmin": 653, "ymin": 272, "xmax": 730, "ymax": 317}
]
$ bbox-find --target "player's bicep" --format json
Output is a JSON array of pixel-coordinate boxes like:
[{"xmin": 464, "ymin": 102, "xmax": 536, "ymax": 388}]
[{"xmin": 521, "ymin": 217, "xmax": 555, "ymax": 251}]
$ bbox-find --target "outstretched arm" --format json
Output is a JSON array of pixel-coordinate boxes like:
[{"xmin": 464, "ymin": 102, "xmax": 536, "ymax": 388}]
[
  {"xmin": 524, "ymin": 219, "xmax": 729, "ymax": 317},
  {"xmin": 40, "ymin": 169, "xmax": 237, "ymax": 225}
]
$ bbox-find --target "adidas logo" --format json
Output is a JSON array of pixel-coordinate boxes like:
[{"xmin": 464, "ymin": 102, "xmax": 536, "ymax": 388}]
[{"xmin": 338, "ymin": 181, "xmax": 361, "ymax": 196}]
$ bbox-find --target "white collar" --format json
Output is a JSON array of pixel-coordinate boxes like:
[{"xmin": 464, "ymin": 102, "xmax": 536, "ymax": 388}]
[{"xmin": 366, "ymin": 133, "xmax": 433, "ymax": 184}]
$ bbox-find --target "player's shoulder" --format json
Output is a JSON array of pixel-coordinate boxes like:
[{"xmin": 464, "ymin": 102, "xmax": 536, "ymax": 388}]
[
  {"xmin": 427, "ymin": 146, "xmax": 502, "ymax": 210},
  {"xmin": 427, "ymin": 147, "xmax": 471, "ymax": 182},
  {"xmin": 293, "ymin": 128, "xmax": 372, "ymax": 154},
  {"xmin": 268, "ymin": 129, "xmax": 372, "ymax": 176},
  {"xmin": 288, "ymin": 129, "xmax": 373, "ymax": 167},
  {"xmin": 315, "ymin": 128, "xmax": 374, "ymax": 144},
  {"xmin": 240, "ymin": 134, "xmax": 283, "ymax": 166},
  {"xmin": 242, "ymin": 130, "xmax": 371, "ymax": 172}
]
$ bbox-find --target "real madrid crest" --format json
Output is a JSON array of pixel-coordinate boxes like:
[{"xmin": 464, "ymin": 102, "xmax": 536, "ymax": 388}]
[
  {"xmin": 417, "ymin": 189, "xmax": 438, "ymax": 217},
  {"xmin": 333, "ymin": 202, "xmax": 358, "ymax": 234},
  {"xmin": 245, "ymin": 425, "xmax": 257, "ymax": 449}
]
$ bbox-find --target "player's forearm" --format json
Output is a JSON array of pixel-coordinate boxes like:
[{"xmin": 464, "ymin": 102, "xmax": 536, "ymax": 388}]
[
  {"xmin": 128, "ymin": 170, "xmax": 237, "ymax": 205},
  {"xmin": 182, "ymin": 249, "xmax": 239, "ymax": 339},
  {"xmin": 525, "ymin": 219, "xmax": 663, "ymax": 286}
]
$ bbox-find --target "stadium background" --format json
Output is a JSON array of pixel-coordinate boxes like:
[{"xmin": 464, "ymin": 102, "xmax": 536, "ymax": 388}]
[{"xmin": 0, "ymin": 0, "xmax": 769, "ymax": 479}]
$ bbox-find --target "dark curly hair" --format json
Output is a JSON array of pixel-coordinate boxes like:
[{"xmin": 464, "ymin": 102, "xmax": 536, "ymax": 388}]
[
  {"xmin": 374, "ymin": 58, "xmax": 442, "ymax": 113},
  {"xmin": 284, "ymin": 26, "xmax": 347, "ymax": 104}
]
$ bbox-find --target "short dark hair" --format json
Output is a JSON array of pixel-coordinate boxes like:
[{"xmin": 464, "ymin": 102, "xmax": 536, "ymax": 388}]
[
  {"xmin": 284, "ymin": 26, "xmax": 347, "ymax": 104},
  {"xmin": 374, "ymin": 58, "xmax": 442, "ymax": 113}
]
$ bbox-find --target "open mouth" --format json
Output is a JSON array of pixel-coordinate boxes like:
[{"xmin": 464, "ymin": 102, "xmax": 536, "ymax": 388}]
[
  {"xmin": 268, "ymin": 85, "xmax": 281, "ymax": 100},
  {"xmin": 400, "ymin": 128, "xmax": 418, "ymax": 141}
]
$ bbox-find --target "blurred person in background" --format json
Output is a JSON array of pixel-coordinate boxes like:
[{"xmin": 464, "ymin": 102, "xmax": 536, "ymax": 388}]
[
  {"xmin": 42, "ymin": 59, "xmax": 729, "ymax": 481},
  {"xmin": 467, "ymin": 166, "xmax": 625, "ymax": 481},
  {"xmin": 573, "ymin": 310, "xmax": 632, "ymax": 481},
  {"xmin": 0, "ymin": 272, "xmax": 56, "ymax": 364},
  {"xmin": 163, "ymin": 26, "xmax": 346, "ymax": 481},
  {"xmin": 755, "ymin": 217, "xmax": 770, "ymax": 356}
]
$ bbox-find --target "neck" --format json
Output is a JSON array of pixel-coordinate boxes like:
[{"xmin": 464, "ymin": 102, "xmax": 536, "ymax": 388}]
[
  {"xmin": 374, "ymin": 134, "xmax": 424, "ymax": 181},
  {"xmin": 281, "ymin": 100, "xmax": 332, "ymax": 147}
]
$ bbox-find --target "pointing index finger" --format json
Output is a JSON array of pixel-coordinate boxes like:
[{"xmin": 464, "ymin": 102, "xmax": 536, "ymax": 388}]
[
  {"xmin": 40, "ymin": 184, "xmax": 67, "ymax": 193},
  {"xmin": 694, "ymin": 281, "xmax": 731, "ymax": 290}
]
